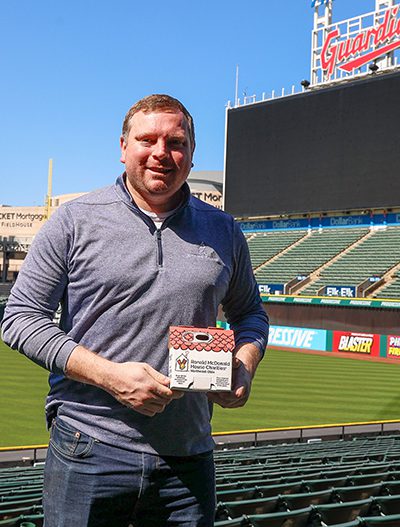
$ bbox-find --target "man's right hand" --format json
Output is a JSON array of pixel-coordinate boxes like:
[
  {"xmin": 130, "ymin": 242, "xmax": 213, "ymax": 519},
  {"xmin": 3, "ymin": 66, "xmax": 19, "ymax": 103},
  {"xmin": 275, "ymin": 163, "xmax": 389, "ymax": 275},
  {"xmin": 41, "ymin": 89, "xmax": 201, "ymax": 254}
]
[
  {"xmin": 65, "ymin": 345, "xmax": 183, "ymax": 417},
  {"xmin": 105, "ymin": 361, "xmax": 183, "ymax": 416}
]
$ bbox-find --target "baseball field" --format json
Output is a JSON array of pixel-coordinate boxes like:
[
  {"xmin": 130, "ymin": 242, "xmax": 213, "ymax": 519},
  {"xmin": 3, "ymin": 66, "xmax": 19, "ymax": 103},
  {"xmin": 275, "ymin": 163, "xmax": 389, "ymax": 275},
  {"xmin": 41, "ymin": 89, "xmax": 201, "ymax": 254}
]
[{"xmin": 1, "ymin": 339, "xmax": 400, "ymax": 447}]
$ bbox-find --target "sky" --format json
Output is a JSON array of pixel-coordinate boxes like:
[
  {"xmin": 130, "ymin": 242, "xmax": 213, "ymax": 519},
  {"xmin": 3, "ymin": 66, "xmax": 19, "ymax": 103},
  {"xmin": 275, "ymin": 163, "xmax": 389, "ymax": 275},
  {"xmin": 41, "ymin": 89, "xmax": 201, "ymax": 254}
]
[{"xmin": 0, "ymin": 0, "xmax": 376, "ymax": 206}]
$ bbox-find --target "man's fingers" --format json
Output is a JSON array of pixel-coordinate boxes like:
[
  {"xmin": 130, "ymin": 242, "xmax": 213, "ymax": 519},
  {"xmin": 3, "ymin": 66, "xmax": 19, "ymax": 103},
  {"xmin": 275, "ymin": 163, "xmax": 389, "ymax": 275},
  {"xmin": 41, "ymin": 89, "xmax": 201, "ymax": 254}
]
[
  {"xmin": 151, "ymin": 384, "xmax": 174, "ymax": 399},
  {"xmin": 232, "ymin": 356, "xmax": 242, "ymax": 369},
  {"xmin": 171, "ymin": 389, "xmax": 185, "ymax": 399},
  {"xmin": 208, "ymin": 387, "xmax": 248, "ymax": 408},
  {"xmin": 144, "ymin": 364, "xmax": 171, "ymax": 386},
  {"xmin": 208, "ymin": 392, "xmax": 238, "ymax": 406},
  {"xmin": 234, "ymin": 386, "xmax": 246, "ymax": 399}
]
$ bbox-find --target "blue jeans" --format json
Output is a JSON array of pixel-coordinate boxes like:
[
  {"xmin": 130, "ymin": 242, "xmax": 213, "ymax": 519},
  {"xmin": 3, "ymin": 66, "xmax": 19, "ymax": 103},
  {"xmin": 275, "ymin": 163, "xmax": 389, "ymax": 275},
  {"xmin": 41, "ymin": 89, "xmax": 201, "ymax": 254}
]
[{"xmin": 43, "ymin": 418, "xmax": 215, "ymax": 527}]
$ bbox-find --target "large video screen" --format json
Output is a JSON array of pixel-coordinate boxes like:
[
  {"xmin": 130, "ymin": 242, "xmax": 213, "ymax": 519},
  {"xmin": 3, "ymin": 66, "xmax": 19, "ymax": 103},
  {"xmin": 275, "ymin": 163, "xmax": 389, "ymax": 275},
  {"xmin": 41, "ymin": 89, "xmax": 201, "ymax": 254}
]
[{"xmin": 224, "ymin": 71, "xmax": 400, "ymax": 217}]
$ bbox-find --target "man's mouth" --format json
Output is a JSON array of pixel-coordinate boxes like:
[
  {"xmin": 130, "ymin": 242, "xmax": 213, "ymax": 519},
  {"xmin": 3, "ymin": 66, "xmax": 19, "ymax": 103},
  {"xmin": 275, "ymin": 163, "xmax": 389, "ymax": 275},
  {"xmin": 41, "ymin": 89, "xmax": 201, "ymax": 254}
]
[{"xmin": 147, "ymin": 166, "xmax": 173, "ymax": 175}]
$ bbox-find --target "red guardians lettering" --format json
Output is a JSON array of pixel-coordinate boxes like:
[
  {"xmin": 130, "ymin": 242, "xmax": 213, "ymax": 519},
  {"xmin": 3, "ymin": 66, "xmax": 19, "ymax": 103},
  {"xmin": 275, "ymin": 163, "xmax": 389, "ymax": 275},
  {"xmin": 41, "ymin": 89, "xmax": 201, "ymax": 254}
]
[{"xmin": 321, "ymin": 6, "xmax": 400, "ymax": 78}]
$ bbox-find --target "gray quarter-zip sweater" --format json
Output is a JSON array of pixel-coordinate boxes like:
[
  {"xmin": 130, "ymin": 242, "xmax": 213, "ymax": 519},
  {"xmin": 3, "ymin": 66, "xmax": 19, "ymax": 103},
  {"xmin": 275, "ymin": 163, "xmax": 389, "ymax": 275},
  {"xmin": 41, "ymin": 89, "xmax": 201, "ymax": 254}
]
[{"xmin": 2, "ymin": 175, "xmax": 269, "ymax": 456}]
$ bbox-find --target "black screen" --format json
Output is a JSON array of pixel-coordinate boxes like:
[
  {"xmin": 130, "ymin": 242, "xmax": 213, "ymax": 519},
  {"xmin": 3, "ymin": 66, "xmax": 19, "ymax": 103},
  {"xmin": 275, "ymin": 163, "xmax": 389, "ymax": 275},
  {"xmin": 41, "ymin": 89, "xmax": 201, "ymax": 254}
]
[{"xmin": 224, "ymin": 71, "xmax": 400, "ymax": 217}]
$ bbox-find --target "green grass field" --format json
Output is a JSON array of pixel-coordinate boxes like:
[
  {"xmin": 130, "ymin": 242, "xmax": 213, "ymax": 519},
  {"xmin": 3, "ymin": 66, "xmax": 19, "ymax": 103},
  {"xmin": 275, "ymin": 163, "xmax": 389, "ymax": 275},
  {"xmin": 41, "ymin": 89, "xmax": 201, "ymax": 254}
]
[{"xmin": 1, "ymin": 339, "xmax": 400, "ymax": 446}]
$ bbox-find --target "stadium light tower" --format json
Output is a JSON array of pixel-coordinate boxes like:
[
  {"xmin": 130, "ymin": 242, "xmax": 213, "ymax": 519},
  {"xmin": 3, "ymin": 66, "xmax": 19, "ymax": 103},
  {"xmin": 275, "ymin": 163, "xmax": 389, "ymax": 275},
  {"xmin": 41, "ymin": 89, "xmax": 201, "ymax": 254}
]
[{"xmin": 45, "ymin": 158, "xmax": 53, "ymax": 220}]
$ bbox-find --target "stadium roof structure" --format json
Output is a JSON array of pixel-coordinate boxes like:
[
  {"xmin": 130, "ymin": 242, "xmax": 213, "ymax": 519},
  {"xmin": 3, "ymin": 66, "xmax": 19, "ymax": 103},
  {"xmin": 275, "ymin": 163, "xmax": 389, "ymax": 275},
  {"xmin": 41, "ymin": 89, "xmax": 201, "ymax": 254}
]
[{"xmin": 187, "ymin": 170, "xmax": 223, "ymax": 192}]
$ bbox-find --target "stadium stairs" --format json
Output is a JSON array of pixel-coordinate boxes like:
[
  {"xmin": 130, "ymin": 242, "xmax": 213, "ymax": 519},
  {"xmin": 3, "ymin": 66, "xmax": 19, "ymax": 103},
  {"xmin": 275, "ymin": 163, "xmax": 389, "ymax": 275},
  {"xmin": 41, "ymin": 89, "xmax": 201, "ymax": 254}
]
[
  {"xmin": 294, "ymin": 229, "xmax": 373, "ymax": 296},
  {"xmin": 372, "ymin": 267, "xmax": 400, "ymax": 299}
]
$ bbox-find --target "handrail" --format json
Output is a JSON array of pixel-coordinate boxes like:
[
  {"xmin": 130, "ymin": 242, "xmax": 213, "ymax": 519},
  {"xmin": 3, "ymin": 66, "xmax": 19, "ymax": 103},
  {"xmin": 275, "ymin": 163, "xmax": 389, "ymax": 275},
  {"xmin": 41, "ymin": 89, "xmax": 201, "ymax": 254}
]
[
  {"xmin": 212, "ymin": 419, "xmax": 400, "ymax": 447},
  {"xmin": 212, "ymin": 418, "xmax": 400, "ymax": 437},
  {"xmin": 1, "ymin": 419, "xmax": 400, "ymax": 456}
]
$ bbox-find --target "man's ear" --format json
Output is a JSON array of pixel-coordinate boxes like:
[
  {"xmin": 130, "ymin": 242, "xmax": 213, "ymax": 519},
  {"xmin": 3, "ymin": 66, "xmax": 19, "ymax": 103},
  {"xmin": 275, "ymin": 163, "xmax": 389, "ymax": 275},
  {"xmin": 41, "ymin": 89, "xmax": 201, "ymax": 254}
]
[{"xmin": 120, "ymin": 135, "xmax": 127, "ymax": 164}]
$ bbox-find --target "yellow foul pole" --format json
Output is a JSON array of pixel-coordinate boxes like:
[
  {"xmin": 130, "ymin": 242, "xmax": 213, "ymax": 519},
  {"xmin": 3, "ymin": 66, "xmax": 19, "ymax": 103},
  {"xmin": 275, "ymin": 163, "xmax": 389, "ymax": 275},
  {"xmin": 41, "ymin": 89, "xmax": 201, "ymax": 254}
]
[{"xmin": 46, "ymin": 158, "xmax": 53, "ymax": 219}]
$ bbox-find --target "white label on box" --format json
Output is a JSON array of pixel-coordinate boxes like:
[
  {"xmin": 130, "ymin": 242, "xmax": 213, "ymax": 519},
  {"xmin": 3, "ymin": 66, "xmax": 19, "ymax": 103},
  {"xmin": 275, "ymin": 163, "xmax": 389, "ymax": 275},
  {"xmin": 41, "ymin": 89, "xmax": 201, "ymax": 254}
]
[{"xmin": 169, "ymin": 348, "xmax": 232, "ymax": 391}]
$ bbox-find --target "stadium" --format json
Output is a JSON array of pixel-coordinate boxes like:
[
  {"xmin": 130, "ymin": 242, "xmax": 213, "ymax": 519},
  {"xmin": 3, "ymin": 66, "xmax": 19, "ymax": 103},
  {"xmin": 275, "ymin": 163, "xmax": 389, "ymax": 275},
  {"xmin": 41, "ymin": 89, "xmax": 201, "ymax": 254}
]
[{"xmin": 2, "ymin": 0, "xmax": 400, "ymax": 526}]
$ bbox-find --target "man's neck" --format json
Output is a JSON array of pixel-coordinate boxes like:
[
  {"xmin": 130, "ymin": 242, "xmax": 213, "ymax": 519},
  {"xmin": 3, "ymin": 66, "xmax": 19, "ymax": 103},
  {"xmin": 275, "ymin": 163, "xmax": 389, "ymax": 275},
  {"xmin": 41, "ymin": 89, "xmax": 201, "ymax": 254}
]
[{"xmin": 125, "ymin": 179, "xmax": 184, "ymax": 214}]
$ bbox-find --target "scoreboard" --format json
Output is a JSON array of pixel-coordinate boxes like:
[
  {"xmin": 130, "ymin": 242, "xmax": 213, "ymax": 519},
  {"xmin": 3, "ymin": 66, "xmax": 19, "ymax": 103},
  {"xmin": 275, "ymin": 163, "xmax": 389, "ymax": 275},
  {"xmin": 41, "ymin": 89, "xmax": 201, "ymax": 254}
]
[{"xmin": 224, "ymin": 70, "xmax": 400, "ymax": 218}]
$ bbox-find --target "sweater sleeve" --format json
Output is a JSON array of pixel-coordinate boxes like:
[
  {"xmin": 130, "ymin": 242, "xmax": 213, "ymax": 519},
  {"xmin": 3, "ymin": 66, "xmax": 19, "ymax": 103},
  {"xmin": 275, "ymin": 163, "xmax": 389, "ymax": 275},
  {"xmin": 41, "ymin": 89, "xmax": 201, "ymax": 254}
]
[
  {"xmin": 1, "ymin": 206, "xmax": 79, "ymax": 374},
  {"xmin": 221, "ymin": 220, "xmax": 269, "ymax": 356}
]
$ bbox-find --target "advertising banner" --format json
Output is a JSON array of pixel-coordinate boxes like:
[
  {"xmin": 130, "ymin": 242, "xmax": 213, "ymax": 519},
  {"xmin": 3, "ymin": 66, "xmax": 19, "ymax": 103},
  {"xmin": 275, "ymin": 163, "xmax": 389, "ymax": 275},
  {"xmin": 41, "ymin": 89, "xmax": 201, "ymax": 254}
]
[
  {"xmin": 386, "ymin": 335, "xmax": 400, "ymax": 359},
  {"xmin": 191, "ymin": 190, "xmax": 222, "ymax": 210},
  {"xmin": 0, "ymin": 206, "xmax": 47, "ymax": 239},
  {"xmin": 313, "ymin": 3, "xmax": 400, "ymax": 84},
  {"xmin": 239, "ymin": 218, "xmax": 309, "ymax": 232},
  {"xmin": 258, "ymin": 284, "xmax": 285, "ymax": 295},
  {"xmin": 239, "ymin": 212, "xmax": 400, "ymax": 233},
  {"xmin": 332, "ymin": 331, "xmax": 380, "ymax": 357},
  {"xmin": 269, "ymin": 325, "xmax": 327, "ymax": 351},
  {"xmin": 325, "ymin": 285, "xmax": 356, "ymax": 298},
  {"xmin": 321, "ymin": 215, "xmax": 370, "ymax": 228}
]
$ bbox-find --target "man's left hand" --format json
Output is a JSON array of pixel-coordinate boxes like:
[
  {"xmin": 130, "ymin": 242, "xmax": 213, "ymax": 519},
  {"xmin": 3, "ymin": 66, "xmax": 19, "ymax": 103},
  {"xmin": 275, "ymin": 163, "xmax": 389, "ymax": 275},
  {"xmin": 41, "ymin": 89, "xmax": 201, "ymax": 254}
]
[{"xmin": 207, "ymin": 343, "xmax": 261, "ymax": 408}]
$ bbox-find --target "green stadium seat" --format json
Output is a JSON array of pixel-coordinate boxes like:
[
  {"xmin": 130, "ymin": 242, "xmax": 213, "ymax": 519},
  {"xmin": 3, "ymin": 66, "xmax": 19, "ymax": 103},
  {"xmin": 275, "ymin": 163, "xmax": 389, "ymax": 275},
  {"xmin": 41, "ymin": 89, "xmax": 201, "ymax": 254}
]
[
  {"xmin": 381, "ymin": 481, "xmax": 400, "ymax": 495},
  {"xmin": 233, "ymin": 507, "xmax": 312, "ymax": 527},
  {"xmin": 0, "ymin": 500, "xmax": 42, "ymax": 514},
  {"xmin": 0, "ymin": 514, "xmax": 43, "ymax": 527},
  {"xmin": 333, "ymin": 483, "xmax": 383, "ymax": 503},
  {"xmin": 0, "ymin": 504, "xmax": 42, "ymax": 521},
  {"xmin": 312, "ymin": 499, "xmax": 372, "ymax": 525},
  {"xmin": 369, "ymin": 494, "xmax": 400, "ymax": 516},
  {"xmin": 281, "ymin": 489, "xmax": 334, "ymax": 511},
  {"xmin": 323, "ymin": 521, "xmax": 361, "ymax": 527},
  {"xmin": 361, "ymin": 515, "xmax": 400, "ymax": 526},
  {"xmin": 215, "ymin": 495, "xmax": 281, "ymax": 521}
]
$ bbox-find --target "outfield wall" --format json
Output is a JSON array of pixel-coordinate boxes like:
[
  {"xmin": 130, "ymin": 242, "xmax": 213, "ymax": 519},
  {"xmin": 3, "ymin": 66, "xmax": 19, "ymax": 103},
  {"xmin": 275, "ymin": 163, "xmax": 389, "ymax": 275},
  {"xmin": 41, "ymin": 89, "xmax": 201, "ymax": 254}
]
[
  {"xmin": 268, "ymin": 324, "xmax": 400, "ymax": 361},
  {"xmin": 217, "ymin": 319, "xmax": 400, "ymax": 363},
  {"xmin": 264, "ymin": 300, "xmax": 399, "ymax": 335}
]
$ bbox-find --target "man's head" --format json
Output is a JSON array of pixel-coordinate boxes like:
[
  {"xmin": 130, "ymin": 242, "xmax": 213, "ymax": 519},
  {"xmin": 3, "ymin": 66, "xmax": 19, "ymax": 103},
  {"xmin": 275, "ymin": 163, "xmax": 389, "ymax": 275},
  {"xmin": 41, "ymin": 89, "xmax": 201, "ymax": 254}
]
[
  {"xmin": 122, "ymin": 94, "xmax": 195, "ymax": 153},
  {"xmin": 120, "ymin": 94, "xmax": 195, "ymax": 213}
]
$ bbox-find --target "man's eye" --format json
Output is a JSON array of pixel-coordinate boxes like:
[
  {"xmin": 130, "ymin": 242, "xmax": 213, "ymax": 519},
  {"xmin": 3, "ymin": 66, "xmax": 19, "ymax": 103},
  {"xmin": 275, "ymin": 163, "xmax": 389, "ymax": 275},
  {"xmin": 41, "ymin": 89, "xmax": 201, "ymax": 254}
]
[{"xmin": 170, "ymin": 139, "xmax": 185, "ymax": 146}]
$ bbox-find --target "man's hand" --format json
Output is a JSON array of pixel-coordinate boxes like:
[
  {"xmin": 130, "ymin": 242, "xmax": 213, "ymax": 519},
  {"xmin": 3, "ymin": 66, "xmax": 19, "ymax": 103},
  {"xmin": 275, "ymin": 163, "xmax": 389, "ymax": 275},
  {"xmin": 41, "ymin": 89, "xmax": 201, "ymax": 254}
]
[
  {"xmin": 105, "ymin": 361, "xmax": 183, "ymax": 417},
  {"xmin": 65, "ymin": 345, "xmax": 183, "ymax": 417},
  {"xmin": 207, "ymin": 343, "xmax": 261, "ymax": 409}
]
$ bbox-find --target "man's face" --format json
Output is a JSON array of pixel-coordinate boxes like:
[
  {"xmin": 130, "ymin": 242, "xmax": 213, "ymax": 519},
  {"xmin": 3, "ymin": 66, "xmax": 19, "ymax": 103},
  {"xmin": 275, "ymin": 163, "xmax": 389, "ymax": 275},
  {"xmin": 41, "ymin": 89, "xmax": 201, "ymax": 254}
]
[{"xmin": 120, "ymin": 110, "xmax": 193, "ymax": 210}]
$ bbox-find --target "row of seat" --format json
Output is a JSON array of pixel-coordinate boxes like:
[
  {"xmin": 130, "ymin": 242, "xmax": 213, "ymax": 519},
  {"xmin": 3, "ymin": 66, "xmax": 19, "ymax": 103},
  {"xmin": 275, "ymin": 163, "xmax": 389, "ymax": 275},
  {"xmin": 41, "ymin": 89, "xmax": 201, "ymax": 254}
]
[
  {"xmin": 216, "ymin": 491, "xmax": 400, "ymax": 520},
  {"xmin": 244, "ymin": 226, "xmax": 400, "ymax": 298},
  {"xmin": 215, "ymin": 511, "xmax": 400, "ymax": 527},
  {"xmin": 213, "ymin": 436, "xmax": 400, "ymax": 525},
  {"xmin": 1, "ymin": 436, "xmax": 400, "ymax": 525}
]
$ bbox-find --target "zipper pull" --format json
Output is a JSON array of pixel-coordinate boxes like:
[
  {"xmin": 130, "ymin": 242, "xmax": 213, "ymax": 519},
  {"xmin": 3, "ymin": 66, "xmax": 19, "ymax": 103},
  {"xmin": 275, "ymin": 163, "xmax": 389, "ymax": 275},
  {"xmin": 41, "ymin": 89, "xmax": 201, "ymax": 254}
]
[{"xmin": 156, "ymin": 229, "xmax": 163, "ymax": 267}]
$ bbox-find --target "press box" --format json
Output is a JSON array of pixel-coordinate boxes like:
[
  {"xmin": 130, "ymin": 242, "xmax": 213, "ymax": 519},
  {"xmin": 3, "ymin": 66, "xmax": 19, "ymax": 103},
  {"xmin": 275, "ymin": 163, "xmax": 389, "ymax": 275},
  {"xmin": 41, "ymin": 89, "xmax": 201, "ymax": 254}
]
[{"xmin": 168, "ymin": 326, "xmax": 234, "ymax": 391}]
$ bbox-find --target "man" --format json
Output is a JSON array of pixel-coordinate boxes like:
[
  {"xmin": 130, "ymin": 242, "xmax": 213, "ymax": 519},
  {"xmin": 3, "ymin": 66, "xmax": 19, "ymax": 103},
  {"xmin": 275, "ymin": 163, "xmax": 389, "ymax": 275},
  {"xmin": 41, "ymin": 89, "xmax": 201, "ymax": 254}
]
[{"xmin": 2, "ymin": 94, "xmax": 269, "ymax": 526}]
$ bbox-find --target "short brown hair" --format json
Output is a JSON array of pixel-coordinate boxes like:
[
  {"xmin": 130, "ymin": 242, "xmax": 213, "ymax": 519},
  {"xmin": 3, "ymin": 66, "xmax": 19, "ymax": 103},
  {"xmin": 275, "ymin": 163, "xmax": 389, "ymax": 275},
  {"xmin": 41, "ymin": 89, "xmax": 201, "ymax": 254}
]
[{"xmin": 122, "ymin": 94, "xmax": 195, "ymax": 152}]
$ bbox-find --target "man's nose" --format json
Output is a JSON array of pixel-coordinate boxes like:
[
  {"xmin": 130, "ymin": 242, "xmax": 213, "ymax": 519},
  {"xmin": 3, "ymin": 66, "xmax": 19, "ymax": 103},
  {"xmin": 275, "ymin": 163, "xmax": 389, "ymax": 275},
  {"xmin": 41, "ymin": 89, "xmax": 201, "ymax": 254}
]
[{"xmin": 152, "ymin": 139, "xmax": 169, "ymax": 159}]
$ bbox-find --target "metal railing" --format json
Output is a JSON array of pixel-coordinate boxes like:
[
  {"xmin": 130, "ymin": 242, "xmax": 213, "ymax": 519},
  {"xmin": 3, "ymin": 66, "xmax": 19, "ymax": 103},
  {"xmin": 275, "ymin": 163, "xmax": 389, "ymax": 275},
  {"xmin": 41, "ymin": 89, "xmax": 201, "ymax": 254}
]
[
  {"xmin": 2, "ymin": 420, "xmax": 400, "ymax": 463},
  {"xmin": 213, "ymin": 419, "xmax": 400, "ymax": 448}
]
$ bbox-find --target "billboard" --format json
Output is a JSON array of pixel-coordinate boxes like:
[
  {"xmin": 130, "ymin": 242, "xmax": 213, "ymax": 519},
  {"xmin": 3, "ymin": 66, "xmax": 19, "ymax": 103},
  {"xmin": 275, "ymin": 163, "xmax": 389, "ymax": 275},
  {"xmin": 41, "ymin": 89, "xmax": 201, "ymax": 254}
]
[
  {"xmin": 312, "ymin": 3, "xmax": 400, "ymax": 85},
  {"xmin": 325, "ymin": 286, "xmax": 356, "ymax": 298},
  {"xmin": 387, "ymin": 335, "xmax": 400, "ymax": 359},
  {"xmin": 268, "ymin": 325, "xmax": 327, "ymax": 351},
  {"xmin": 0, "ymin": 207, "xmax": 47, "ymax": 239},
  {"xmin": 258, "ymin": 284, "xmax": 285, "ymax": 295},
  {"xmin": 224, "ymin": 71, "xmax": 400, "ymax": 218},
  {"xmin": 332, "ymin": 331, "xmax": 380, "ymax": 357}
]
